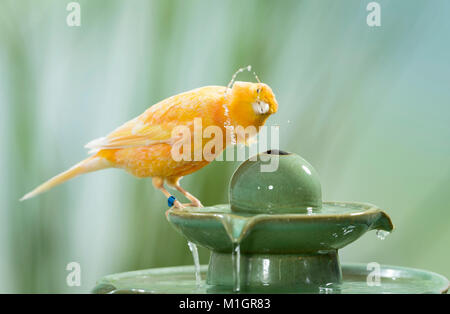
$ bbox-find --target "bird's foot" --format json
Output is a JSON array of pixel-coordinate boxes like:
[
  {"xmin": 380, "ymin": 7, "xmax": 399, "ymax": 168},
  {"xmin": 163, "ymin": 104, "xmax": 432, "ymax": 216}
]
[{"xmin": 168, "ymin": 196, "xmax": 185, "ymax": 209}]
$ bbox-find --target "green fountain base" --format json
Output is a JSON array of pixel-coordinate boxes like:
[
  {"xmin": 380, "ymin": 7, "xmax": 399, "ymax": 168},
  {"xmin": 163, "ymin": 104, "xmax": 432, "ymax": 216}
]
[
  {"xmin": 92, "ymin": 263, "xmax": 449, "ymax": 294},
  {"xmin": 207, "ymin": 251, "xmax": 341, "ymax": 290},
  {"xmin": 92, "ymin": 151, "xmax": 449, "ymax": 294}
]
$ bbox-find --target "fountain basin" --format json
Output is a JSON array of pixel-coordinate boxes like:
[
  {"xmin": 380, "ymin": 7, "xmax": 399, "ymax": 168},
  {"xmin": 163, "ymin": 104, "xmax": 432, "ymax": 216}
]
[
  {"xmin": 92, "ymin": 264, "xmax": 449, "ymax": 294},
  {"xmin": 166, "ymin": 201, "xmax": 393, "ymax": 290},
  {"xmin": 167, "ymin": 202, "xmax": 392, "ymax": 253}
]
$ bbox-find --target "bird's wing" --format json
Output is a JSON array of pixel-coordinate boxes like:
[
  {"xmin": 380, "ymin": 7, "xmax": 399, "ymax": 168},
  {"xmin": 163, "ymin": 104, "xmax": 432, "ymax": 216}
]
[
  {"xmin": 84, "ymin": 117, "xmax": 179, "ymax": 153},
  {"xmin": 85, "ymin": 86, "xmax": 224, "ymax": 153}
]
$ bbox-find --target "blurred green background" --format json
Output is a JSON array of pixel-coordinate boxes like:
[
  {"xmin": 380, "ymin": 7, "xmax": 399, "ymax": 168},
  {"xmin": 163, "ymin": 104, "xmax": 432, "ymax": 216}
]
[{"xmin": 1, "ymin": 0, "xmax": 449, "ymax": 293}]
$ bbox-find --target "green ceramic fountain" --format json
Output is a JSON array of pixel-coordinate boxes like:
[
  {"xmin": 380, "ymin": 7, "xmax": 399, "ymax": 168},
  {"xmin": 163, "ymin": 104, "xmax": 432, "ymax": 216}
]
[{"xmin": 93, "ymin": 150, "xmax": 449, "ymax": 294}]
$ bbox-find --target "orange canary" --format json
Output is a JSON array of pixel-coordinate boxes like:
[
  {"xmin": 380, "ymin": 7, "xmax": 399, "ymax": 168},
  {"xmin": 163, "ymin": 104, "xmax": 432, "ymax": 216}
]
[{"xmin": 21, "ymin": 79, "xmax": 278, "ymax": 208}]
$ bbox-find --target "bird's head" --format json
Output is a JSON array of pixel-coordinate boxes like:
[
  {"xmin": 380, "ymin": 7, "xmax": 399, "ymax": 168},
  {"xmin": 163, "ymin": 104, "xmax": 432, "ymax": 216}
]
[{"xmin": 227, "ymin": 81, "xmax": 278, "ymax": 128}]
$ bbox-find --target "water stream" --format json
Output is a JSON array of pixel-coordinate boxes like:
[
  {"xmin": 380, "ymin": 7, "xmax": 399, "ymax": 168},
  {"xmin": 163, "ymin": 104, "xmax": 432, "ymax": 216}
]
[
  {"xmin": 187, "ymin": 241, "xmax": 202, "ymax": 287},
  {"xmin": 231, "ymin": 243, "xmax": 241, "ymax": 292}
]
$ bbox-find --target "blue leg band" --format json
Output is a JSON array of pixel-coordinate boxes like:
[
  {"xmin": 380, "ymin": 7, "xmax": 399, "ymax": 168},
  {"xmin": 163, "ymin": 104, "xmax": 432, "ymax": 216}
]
[{"xmin": 168, "ymin": 195, "xmax": 176, "ymax": 207}]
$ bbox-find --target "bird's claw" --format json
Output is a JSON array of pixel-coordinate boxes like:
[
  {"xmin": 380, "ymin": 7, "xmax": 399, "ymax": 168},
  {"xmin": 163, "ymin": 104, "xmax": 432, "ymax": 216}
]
[
  {"xmin": 180, "ymin": 201, "xmax": 203, "ymax": 208},
  {"xmin": 174, "ymin": 201, "xmax": 185, "ymax": 209},
  {"xmin": 191, "ymin": 200, "xmax": 203, "ymax": 208}
]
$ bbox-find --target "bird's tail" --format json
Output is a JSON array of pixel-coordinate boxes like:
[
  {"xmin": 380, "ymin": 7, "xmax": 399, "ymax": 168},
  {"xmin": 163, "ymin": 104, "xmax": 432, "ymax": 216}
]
[{"xmin": 20, "ymin": 156, "xmax": 111, "ymax": 201}]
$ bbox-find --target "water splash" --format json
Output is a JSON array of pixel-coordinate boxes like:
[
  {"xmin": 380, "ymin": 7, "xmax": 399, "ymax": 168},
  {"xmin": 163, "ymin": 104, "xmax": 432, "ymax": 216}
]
[
  {"xmin": 223, "ymin": 65, "xmax": 261, "ymax": 147},
  {"xmin": 253, "ymin": 71, "xmax": 261, "ymax": 83},
  {"xmin": 232, "ymin": 243, "xmax": 241, "ymax": 292},
  {"xmin": 187, "ymin": 241, "xmax": 202, "ymax": 287},
  {"xmin": 376, "ymin": 230, "xmax": 390, "ymax": 240},
  {"xmin": 227, "ymin": 65, "xmax": 252, "ymax": 90}
]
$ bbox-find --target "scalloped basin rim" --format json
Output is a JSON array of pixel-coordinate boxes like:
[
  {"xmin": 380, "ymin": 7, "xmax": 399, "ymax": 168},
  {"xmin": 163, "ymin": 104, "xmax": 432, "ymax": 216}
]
[
  {"xmin": 166, "ymin": 201, "xmax": 394, "ymax": 253},
  {"xmin": 167, "ymin": 201, "xmax": 394, "ymax": 233},
  {"xmin": 169, "ymin": 201, "xmax": 393, "ymax": 223}
]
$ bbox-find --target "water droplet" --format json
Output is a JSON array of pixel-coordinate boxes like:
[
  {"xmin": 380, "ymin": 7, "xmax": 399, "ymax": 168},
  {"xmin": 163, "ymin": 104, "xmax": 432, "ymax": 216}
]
[
  {"xmin": 227, "ymin": 65, "xmax": 253, "ymax": 90},
  {"xmin": 343, "ymin": 225, "xmax": 356, "ymax": 235},
  {"xmin": 319, "ymin": 283, "xmax": 334, "ymax": 294},
  {"xmin": 224, "ymin": 124, "xmax": 237, "ymax": 145},
  {"xmin": 187, "ymin": 241, "xmax": 202, "ymax": 287},
  {"xmin": 268, "ymin": 185, "xmax": 273, "ymax": 190},
  {"xmin": 376, "ymin": 230, "xmax": 390, "ymax": 240}
]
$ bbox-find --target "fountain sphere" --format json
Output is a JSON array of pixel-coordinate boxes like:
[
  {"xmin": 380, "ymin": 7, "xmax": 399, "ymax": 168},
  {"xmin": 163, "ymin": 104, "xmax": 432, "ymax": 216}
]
[{"xmin": 230, "ymin": 150, "xmax": 322, "ymax": 214}]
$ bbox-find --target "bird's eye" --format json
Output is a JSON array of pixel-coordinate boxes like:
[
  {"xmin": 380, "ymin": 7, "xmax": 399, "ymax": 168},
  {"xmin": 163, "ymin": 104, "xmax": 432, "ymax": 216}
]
[{"xmin": 256, "ymin": 88, "xmax": 260, "ymax": 93}]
